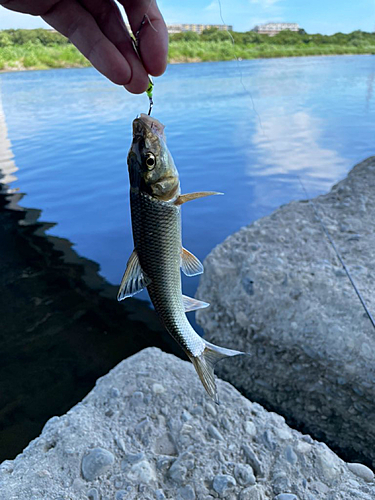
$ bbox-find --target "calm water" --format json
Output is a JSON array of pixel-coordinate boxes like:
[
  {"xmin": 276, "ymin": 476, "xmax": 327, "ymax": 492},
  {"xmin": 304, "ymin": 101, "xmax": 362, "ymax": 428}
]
[{"xmin": 1, "ymin": 56, "xmax": 375, "ymax": 302}]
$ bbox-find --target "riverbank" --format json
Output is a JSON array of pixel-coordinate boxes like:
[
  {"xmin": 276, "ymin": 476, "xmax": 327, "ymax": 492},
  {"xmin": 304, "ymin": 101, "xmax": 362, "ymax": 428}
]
[{"xmin": 0, "ymin": 41, "xmax": 374, "ymax": 73}]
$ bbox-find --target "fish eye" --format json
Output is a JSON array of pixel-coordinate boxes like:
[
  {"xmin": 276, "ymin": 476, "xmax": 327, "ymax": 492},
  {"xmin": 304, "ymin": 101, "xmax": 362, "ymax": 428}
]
[{"xmin": 145, "ymin": 152, "xmax": 156, "ymax": 170}]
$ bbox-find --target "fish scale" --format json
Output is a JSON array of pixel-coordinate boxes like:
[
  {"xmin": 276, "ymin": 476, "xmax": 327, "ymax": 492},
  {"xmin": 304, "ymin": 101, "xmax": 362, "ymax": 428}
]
[{"xmin": 131, "ymin": 190, "xmax": 205, "ymax": 357}]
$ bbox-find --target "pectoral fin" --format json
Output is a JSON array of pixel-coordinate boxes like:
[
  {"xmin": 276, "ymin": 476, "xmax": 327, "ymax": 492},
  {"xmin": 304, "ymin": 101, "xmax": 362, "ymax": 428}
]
[
  {"xmin": 175, "ymin": 191, "xmax": 223, "ymax": 206},
  {"xmin": 182, "ymin": 294, "xmax": 210, "ymax": 313},
  {"xmin": 181, "ymin": 247, "xmax": 204, "ymax": 276},
  {"xmin": 117, "ymin": 250, "xmax": 151, "ymax": 301}
]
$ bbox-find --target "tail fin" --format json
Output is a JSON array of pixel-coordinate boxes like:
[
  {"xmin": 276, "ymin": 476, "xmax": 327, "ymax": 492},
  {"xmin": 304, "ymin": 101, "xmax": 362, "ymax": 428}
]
[{"xmin": 189, "ymin": 340, "xmax": 244, "ymax": 404}]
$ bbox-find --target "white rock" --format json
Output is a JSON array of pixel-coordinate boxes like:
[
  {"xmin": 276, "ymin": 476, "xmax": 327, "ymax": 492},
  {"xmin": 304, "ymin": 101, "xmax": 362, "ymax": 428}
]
[
  {"xmin": 0, "ymin": 348, "xmax": 374, "ymax": 500},
  {"xmin": 244, "ymin": 421, "xmax": 257, "ymax": 437},
  {"xmin": 347, "ymin": 463, "xmax": 374, "ymax": 483},
  {"xmin": 196, "ymin": 157, "xmax": 375, "ymax": 467},
  {"xmin": 127, "ymin": 459, "xmax": 156, "ymax": 484}
]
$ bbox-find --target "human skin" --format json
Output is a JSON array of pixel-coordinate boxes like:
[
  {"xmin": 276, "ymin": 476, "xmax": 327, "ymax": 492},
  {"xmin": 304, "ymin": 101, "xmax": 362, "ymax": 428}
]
[{"xmin": 0, "ymin": 0, "xmax": 168, "ymax": 93}]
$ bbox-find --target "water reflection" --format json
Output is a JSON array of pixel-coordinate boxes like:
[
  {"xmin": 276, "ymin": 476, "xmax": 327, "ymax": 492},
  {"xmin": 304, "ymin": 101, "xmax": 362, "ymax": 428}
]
[
  {"xmin": 366, "ymin": 71, "xmax": 375, "ymax": 108},
  {"xmin": 250, "ymin": 108, "xmax": 350, "ymax": 186},
  {"xmin": 0, "ymin": 102, "xmax": 17, "ymax": 190}
]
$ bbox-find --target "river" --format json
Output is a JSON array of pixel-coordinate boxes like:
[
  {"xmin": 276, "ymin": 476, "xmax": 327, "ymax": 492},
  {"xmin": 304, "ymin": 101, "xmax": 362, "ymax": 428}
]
[{"xmin": 1, "ymin": 55, "xmax": 374, "ymax": 305}]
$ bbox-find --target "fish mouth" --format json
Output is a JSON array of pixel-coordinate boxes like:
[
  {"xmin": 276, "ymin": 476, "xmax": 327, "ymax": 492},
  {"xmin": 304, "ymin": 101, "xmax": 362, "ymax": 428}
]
[{"xmin": 133, "ymin": 114, "xmax": 166, "ymax": 141}]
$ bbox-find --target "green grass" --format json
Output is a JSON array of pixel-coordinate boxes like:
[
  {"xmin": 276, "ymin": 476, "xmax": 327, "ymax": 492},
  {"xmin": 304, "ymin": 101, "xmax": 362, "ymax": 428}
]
[
  {"xmin": 0, "ymin": 43, "xmax": 90, "ymax": 71},
  {"xmin": 0, "ymin": 29, "xmax": 375, "ymax": 72},
  {"xmin": 168, "ymin": 40, "xmax": 375, "ymax": 63}
]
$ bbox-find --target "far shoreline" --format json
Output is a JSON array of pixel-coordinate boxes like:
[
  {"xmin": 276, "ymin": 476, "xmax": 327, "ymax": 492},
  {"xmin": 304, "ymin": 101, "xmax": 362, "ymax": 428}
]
[{"xmin": 0, "ymin": 52, "xmax": 373, "ymax": 75}]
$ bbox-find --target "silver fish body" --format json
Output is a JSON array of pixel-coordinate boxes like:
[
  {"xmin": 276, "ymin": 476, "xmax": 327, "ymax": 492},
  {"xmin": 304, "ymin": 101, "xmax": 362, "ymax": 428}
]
[
  {"xmin": 118, "ymin": 114, "xmax": 243, "ymax": 402},
  {"xmin": 130, "ymin": 189, "xmax": 205, "ymax": 356}
]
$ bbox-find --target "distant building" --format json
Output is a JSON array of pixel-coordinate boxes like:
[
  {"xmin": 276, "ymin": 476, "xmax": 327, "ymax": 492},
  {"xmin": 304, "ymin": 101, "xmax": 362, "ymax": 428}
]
[
  {"xmin": 167, "ymin": 24, "xmax": 233, "ymax": 35},
  {"xmin": 252, "ymin": 23, "xmax": 300, "ymax": 36}
]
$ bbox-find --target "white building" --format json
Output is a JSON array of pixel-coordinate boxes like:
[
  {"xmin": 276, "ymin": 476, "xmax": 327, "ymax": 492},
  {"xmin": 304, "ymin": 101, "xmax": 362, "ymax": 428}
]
[
  {"xmin": 167, "ymin": 24, "xmax": 233, "ymax": 35},
  {"xmin": 252, "ymin": 23, "xmax": 300, "ymax": 36}
]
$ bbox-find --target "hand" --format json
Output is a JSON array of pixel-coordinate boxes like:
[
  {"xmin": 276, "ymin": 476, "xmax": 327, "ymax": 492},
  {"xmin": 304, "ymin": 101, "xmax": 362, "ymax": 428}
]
[{"xmin": 0, "ymin": 0, "xmax": 168, "ymax": 94}]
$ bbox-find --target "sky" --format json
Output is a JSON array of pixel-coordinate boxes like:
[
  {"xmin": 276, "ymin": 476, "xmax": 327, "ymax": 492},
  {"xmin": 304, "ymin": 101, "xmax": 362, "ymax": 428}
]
[{"xmin": 0, "ymin": 0, "xmax": 374, "ymax": 34}]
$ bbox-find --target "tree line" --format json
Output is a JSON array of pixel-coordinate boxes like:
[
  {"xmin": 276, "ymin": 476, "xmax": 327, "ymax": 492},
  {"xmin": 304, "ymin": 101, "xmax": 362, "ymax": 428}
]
[
  {"xmin": 0, "ymin": 27, "xmax": 374, "ymax": 48},
  {"xmin": 170, "ymin": 28, "xmax": 375, "ymax": 47}
]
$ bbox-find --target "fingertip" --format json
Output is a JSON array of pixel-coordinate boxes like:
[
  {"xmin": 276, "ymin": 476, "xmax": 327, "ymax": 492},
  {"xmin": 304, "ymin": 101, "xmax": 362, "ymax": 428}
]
[
  {"xmin": 124, "ymin": 71, "xmax": 150, "ymax": 94},
  {"xmin": 90, "ymin": 45, "xmax": 132, "ymax": 86},
  {"xmin": 139, "ymin": 19, "xmax": 168, "ymax": 77}
]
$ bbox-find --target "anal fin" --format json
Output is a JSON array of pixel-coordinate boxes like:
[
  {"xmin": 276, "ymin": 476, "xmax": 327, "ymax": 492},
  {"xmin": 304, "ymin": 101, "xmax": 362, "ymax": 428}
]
[
  {"xmin": 117, "ymin": 249, "xmax": 151, "ymax": 301},
  {"xmin": 181, "ymin": 247, "xmax": 204, "ymax": 276},
  {"xmin": 182, "ymin": 294, "xmax": 210, "ymax": 313}
]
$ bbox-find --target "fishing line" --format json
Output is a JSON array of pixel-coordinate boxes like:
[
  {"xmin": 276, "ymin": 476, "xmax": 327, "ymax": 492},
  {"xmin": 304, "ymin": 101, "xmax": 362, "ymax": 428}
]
[
  {"xmin": 131, "ymin": 0, "xmax": 158, "ymax": 115},
  {"xmin": 216, "ymin": 0, "xmax": 375, "ymax": 331},
  {"xmin": 217, "ymin": 0, "xmax": 264, "ymax": 132},
  {"xmin": 298, "ymin": 177, "xmax": 375, "ymax": 331}
]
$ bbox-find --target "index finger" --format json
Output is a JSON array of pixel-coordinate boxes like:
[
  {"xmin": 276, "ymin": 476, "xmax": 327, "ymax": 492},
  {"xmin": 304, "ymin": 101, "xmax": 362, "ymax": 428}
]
[
  {"xmin": 42, "ymin": 0, "xmax": 138, "ymax": 87},
  {"xmin": 119, "ymin": 0, "xmax": 168, "ymax": 77}
]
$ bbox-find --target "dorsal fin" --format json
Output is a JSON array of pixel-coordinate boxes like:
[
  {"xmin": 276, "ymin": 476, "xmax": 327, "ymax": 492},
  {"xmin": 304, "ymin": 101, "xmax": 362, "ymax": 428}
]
[{"xmin": 175, "ymin": 191, "xmax": 223, "ymax": 206}]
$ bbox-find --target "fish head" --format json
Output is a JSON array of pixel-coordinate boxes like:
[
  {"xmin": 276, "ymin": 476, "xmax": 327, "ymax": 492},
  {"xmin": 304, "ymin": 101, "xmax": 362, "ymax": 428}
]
[{"xmin": 128, "ymin": 114, "xmax": 180, "ymax": 201}]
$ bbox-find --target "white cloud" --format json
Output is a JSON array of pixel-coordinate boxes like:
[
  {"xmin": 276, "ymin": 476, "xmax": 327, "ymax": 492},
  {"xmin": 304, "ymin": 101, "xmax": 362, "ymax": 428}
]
[
  {"xmin": 204, "ymin": 1, "xmax": 219, "ymax": 12},
  {"xmin": 249, "ymin": 0, "xmax": 280, "ymax": 6}
]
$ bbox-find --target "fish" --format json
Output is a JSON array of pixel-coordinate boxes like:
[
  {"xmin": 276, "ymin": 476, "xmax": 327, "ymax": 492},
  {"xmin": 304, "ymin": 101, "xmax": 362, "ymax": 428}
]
[{"xmin": 117, "ymin": 114, "xmax": 243, "ymax": 403}]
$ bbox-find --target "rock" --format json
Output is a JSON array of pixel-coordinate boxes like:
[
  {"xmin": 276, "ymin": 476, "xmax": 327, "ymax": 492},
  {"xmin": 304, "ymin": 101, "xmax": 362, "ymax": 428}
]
[
  {"xmin": 127, "ymin": 459, "xmax": 156, "ymax": 484},
  {"xmin": 244, "ymin": 421, "xmax": 257, "ymax": 438},
  {"xmin": 284, "ymin": 445, "xmax": 297, "ymax": 465},
  {"xmin": 234, "ymin": 463, "xmax": 256, "ymax": 486},
  {"xmin": 178, "ymin": 484, "xmax": 196, "ymax": 499},
  {"xmin": 168, "ymin": 460, "xmax": 188, "ymax": 483},
  {"xmin": 155, "ymin": 489, "xmax": 166, "ymax": 500},
  {"xmin": 212, "ymin": 474, "xmax": 236, "ymax": 495},
  {"xmin": 152, "ymin": 383, "xmax": 165, "ymax": 394},
  {"xmin": 121, "ymin": 452, "xmax": 144, "ymax": 467},
  {"xmin": 208, "ymin": 424, "xmax": 224, "ymax": 440},
  {"xmin": 347, "ymin": 463, "xmax": 374, "ymax": 482},
  {"xmin": 196, "ymin": 156, "xmax": 375, "ymax": 466},
  {"xmin": 81, "ymin": 448, "xmax": 115, "ymax": 481},
  {"xmin": 115, "ymin": 491, "xmax": 127, "ymax": 500},
  {"xmin": 1, "ymin": 348, "xmax": 375, "ymax": 499},
  {"xmin": 154, "ymin": 433, "xmax": 178, "ymax": 456},
  {"xmin": 242, "ymin": 444, "xmax": 263, "ymax": 477},
  {"xmin": 274, "ymin": 495, "xmax": 299, "ymax": 500},
  {"xmin": 239, "ymin": 486, "xmax": 264, "ymax": 500},
  {"xmin": 87, "ymin": 487, "xmax": 99, "ymax": 500}
]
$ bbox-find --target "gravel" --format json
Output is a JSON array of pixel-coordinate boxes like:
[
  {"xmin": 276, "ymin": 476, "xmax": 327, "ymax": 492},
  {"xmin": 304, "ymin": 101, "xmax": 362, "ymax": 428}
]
[
  {"xmin": 1, "ymin": 347, "xmax": 374, "ymax": 499},
  {"xmin": 196, "ymin": 156, "xmax": 375, "ymax": 467}
]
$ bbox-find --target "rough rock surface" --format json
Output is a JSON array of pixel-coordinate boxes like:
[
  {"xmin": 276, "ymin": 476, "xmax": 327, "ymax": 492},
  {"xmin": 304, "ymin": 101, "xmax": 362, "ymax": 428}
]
[
  {"xmin": 1, "ymin": 348, "xmax": 375, "ymax": 500},
  {"xmin": 196, "ymin": 157, "xmax": 375, "ymax": 467}
]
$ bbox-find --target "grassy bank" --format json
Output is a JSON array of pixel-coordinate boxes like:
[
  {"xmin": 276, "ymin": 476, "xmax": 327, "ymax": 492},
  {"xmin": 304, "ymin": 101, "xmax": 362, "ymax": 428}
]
[
  {"xmin": 169, "ymin": 40, "xmax": 375, "ymax": 62},
  {"xmin": 0, "ymin": 43, "xmax": 90, "ymax": 71},
  {"xmin": 0, "ymin": 28, "xmax": 374, "ymax": 72}
]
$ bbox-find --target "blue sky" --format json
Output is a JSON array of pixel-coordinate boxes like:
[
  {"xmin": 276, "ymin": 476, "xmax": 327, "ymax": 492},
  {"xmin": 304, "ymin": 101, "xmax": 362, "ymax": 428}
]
[{"xmin": 0, "ymin": 0, "xmax": 374, "ymax": 34}]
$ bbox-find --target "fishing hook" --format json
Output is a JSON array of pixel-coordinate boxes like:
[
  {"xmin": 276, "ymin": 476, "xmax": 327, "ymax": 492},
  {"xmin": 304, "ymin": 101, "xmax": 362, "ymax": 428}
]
[{"xmin": 132, "ymin": 14, "xmax": 154, "ymax": 116}]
